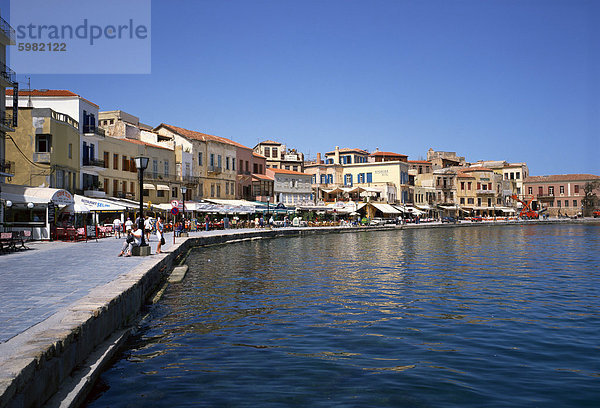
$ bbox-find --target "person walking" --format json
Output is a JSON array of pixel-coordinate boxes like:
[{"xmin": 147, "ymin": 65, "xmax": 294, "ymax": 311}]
[
  {"xmin": 144, "ymin": 216, "xmax": 152, "ymax": 242},
  {"xmin": 205, "ymin": 214, "xmax": 210, "ymax": 231},
  {"xmin": 113, "ymin": 217, "xmax": 122, "ymax": 239},
  {"xmin": 155, "ymin": 216, "xmax": 164, "ymax": 254},
  {"xmin": 124, "ymin": 217, "xmax": 133, "ymax": 233}
]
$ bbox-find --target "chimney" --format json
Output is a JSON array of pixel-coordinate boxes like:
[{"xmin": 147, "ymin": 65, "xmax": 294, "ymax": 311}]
[
  {"xmin": 335, "ymin": 146, "xmax": 340, "ymax": 164},
  {"xmin": 317, "ymin": 152, "xmax": 322, "ymax": 164}
]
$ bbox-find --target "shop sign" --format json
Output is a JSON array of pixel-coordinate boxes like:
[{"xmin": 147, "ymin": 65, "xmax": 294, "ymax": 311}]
[{"xmin": 51, "ymin": 189, "xmax": 74, "ymax": 205}]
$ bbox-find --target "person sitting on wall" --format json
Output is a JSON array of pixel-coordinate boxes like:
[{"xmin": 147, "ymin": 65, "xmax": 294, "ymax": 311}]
[{"xmin": 118, "ymin": 224, "xmax": 142, "ymax": 257}]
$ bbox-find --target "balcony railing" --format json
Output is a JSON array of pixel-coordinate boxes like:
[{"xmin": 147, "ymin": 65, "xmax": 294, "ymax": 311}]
[
  {"xmin": 83, "ymin": 124, "xmax": 106, "ymax": 138},
  {"xmin": 0, "ymin": 16, "xmax": 15, "ymax": 44},
  {"xmin": 208, "ymin": 165, "xmax": 222, "ymax": 174},
  {"xmin": 33, "ymin": 152, "xmax": 51, "ymax": 163},
  {"xmin": 82, "ymin": 157, "xmax": 105, "ymax": 167},
  {"xmin": 476, "ymin": 189, "xmax": 495, "ymax": 195},
  {"xmin": 0, "ymin": 159, "xmax": 14, "ymax": 176},
  {"xmin": 145, "ymin": 172, "xmax": 180, "ymax": 183},
  {"xmin": 0, "ymin": 110, "xmax": 13, "ymax": 129},
  {"xmin": 0, "ymin": 61, "xmax": 16, "ymax": 84}
]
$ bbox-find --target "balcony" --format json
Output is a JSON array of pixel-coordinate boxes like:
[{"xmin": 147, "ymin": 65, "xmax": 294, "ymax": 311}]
[
  {"xmin": 537, "ymin": 194, "xmax": 555, "ymax": 201},
  {"xmin": 476, "ymin": 189, "xmax": 496, "ymax": 195},
  {"xmin": 33, "ymin": 152, "xmax": 51, "ymax": 164},
  {"xmin": 0, "ymin": 16, "xmax": 15, "ymax": 45},
  {"xmin": 0, "ymin": 159, "xmax": 14, "ymax": 177},
  {"xmin": 83, "ymin": 124, "xmax": 105, "ymax": 140},
  {"xmin": 0, "ymin": 61, "xmax": 16, "ymax": 86},
  {"xmin": 208, "ymin": 165, "xmax": 222, "ymax": 174},
  {"xmin": 82, "ymin": 157, "xmax": 106, "ymax": 171},
  {"xmin": 0, "ymin": 110, "xmax": 13, "ymax": 132}
]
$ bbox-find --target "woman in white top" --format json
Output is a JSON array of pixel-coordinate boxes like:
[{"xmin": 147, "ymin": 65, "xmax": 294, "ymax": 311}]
[{"xmin": 156, "ymin": 217, "xmax": 164, "ymax": 254}]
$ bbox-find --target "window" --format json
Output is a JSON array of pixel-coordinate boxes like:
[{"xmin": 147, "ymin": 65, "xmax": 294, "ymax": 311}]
[
  {"xmin": 357, "ymin": 173, "xmax": 365, "ymax": 183},
  {"xmin": 68, "ymin": 143, "xmax": 72, "ymax": 159},
  {"xmin": 210, "ymin": 154, "xmax": 215, "ymax": 167},
  {"xmin": 538, "ymin": 186, "xmax": 543, "ymax": 196},
  {"xmin": 557, "ymin": 200, "xmax": 561, "ymax": 207},
  {"xmin": 198, "ymin": 152, "xmax": 203, "ymax": 166},
  {"xmin": 285, "ymin": 165, "xmax": 290, "ymax": 170},
  {"xmin": 467, "ymin": 198, "xmax": 474, "ymax": 204},
  {"xmin": 488, "ymin": 183, "xmax": 492, "ymax": 190},
  {"xmin": 477, "ymin": 182, "xmax": 481, "ymax": 190},
  {"xmin": 211, "ymin": 184, "xmax": 215, "ymax": 197},
  {"xmin": 573, "ymin": 200, "xmax": 577, "ymax": 207},
  {"xmin": 35, "ymin": 134, "xmax": 51, "ymax": 152},
  {"xmin": 528, "ymin": 187, "xmax": 533, "ymax": 195},
  {"xmin": 293, "ymin": 166, "xmax": 298, "ymax": 171},
  {"xmin": 564, "ymin": 200, "xmax": 569, "ymax": 207},
  {"xmin": 103, "ymin": 152, "xmax": 109, "ymax": 168},
  {"xmin": 226, "ymin": 183, "xmax": 229, "ymax": 195},
  {"xmin": 510, "ymin": 172, "xmax": 514, "ymax": 180},
  {"xmin": 460, "ymin": 197, "xmax": 465, "ymax": 204},
  {"xmin": 164, "ymin": 161, "xmax": 169, "ymax": 177},
  {"xmin": 130, "ymin": 159, "xmax": 136, "ymax": 172},
  {"xmin": 157, "ymin": 190, "xmax": 165, "ymax": 197},
  {"xmin": 254, "ymin": 163, "xmax": 259, "ymax": 173},
  {"xmin": 218, "ymin": 155, "xmax": 222, "ymax": 169},
  {"xmin": 272, "ymin": 148, "xmax": 278, "ymax": 158},
  {"xmin": 130, "ymin": 182, "xmax": 135, "ymax": 194},
  {"xmin": 560, "ymin": 186, "xmax": 564, "ymax": 194},
  {"xmin": 230, "ymin": 182, "xmax": 235, "ymax": 196},
  {"xmin": 461, "ymin": 181, "xmax": 465, "ymax": 190},
  {"xmin": 264, "ymin": 147, "xmax": 271, "ymax": 157},
  {"xmin": 226, "ymin": 157, "xmax": 230, "ymax": 170},
  {"xmin": 259, "ymin": 164, "xmax": 263, "ymax": 174},
  {"xmin": 198, "ymin": 183, "xmax": 203, "ymax": 197},
  {"xmin": 122, "ymin": 155, "xmax": 129, "ymax": 172},
  {"xmin": 344, "ymin": 174, "xmax": 353, "ymax": 186},
  {"xmin": 245, "ymin": 161, "xmax": 249, "ymax": 172},
  {"xmin": 143, "ymin": 189, "xmax": 149, "ymax": 197},
  {"xmin": 574, "ymin": 185, "xmax": 579, "ymax": 194},
  {"xmin": 172, "ymin": 187, "xmax": 178, "ymax": 198},
  {"xmin": 232, "ymin": 159, "xmax": 235, "ymax": 171},
  {"xmin": 113, "ymin": 154, "xmax": 119, "ymax": 170},
  {"xmin": 240, "ymin": 159, "xmax": 243, "ymax": 172},
  {"xmin": 113, "ymin": 180, "xmax": 118, "ymax": 195},
  {"xmin": 516, "ymin": 172, "xmax": 520, "ymax": 179},
  {"xmin": 217, "ymin": 184, "xmax": 221, "ymax": 197},
  {"xmin": 548, "ymin": 186, "xmax": 554, "ymax": 195},
  {"xmin": 104, "ymin": 178, "xmax": 109, "ymax": 193},
  {"xmin": 468, "ymin": 182, "xmax": 472, "ymax": 190}
]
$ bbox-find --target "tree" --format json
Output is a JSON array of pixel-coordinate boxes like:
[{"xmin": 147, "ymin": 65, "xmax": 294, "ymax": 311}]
[{"xmin": 581, "ymin": 180, "xmax": 600, "ymax": 216}]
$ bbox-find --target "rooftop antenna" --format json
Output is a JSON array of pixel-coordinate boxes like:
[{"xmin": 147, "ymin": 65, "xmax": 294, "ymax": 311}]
[{"xmin": 26, "ymin": 77, "xmax": 32, "ymax": 107}]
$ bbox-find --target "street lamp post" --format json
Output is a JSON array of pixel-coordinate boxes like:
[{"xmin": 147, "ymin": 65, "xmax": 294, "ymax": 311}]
[
  {"xmin": 181, "ymin": 185, "xmax": 187, "ymax": 232},
  {"xmin": 134, "ymin": 156, "xmax": 150, "ymax": 251}
]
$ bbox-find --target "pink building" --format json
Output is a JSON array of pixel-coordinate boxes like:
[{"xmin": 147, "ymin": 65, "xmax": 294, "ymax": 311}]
[
  {"xmin": 235, "ymin": 146, "xmax": 270, "ymax": 200},
  {"xmin": 523, "ymin": 174, "xmax": 600, "ymax": 217}
]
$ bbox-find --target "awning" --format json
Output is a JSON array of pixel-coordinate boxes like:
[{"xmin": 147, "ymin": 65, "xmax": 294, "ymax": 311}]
[
  {"xmin": 1, "ymin": 184, "xmax": 74, "ymax": 205},
  {"xmin": 500, "ymin": 207, "xmax": 516, "ymax": 213},
  {"xmin": 404, "ymin": 206, "xmax": 424, "ymax": 215},
  {"xmin": 416, "ymin": 204, "xmax": 433, "ymax": 210},
  {"xmin": 74, "ymin": 195, "xmax": 128, "ymax": 212},
  {"xmin": 0, "ymin": 191, "xmax": 48, "ymax": 205},
  {"xmin": 156, "ymin": 184, "xmax": 170, "ymax": 191},
  {"xmin": 143, "ymin": 183, "xmax": 156, "ymax": 190},
  {"xmin": 371, "ymin": 203, "xmax": 402, "ymax": 214},
  {"xmin": 362, "ymin": 187, "xmax": 382, "ymax": 193}
]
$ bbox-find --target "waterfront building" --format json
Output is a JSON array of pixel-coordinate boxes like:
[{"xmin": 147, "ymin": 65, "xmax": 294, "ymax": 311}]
[
  {"xmin": 254, "ymin": 140, "xmax": 304, "ymax": 172},
  {"xmin": 433, "ymin": 167, "xmax": 459, "ymax": 215},
  {"xmin": 324, "ymin": 146, "xmax": 369, "ymax": 165},
  {"xmin": 455, "ymin": 167, "xmax": 503, "ymax": 217},
  {"xmin": 427, "ymin": 148, "xmax": 466, "ymax": 169},
  {"xmin": 6, "ymin": 89, "xmax": 105, "ymax": 197},
  {"xmin": 340, "ymin": 160, "xmax": 409, "ymax": 203},
  {"xmin": 266, "ymin": 167, "xmax": 312, "ymax": 206},
  {"xmin": 99, "ymin": 136, "xmax": 176, "ymax": 204},
  {"xmin": 523, "ymin": 174, "xmax": 600, "ymax": 217},
  {"xmin": 235, "ymin": 144, "xmax": 272, "ymax": 201},
  {"xmin": 4, "ymin": 107, "xmax": 80, "ymax": 193},
  {"xmin": 470, "ymin": 160, "xmax": 529, "ymax": 206},
  {"xmin": 154, "ymin": 124, "xmax": 238, "ymax": 201}
]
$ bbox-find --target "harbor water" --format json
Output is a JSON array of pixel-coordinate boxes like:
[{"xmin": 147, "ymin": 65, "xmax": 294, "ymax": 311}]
[{"xmin": 86, "ymin": 224, "xmax": 600, "ymax": 407}]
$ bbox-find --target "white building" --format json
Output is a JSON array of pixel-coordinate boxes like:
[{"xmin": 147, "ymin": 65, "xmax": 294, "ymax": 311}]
[
  {"xmin": 6, "ymin": 89, "xmax": 104, "ymax": 196},
  {"xmin": 266, "ymin": 168, "xmax": 312, "ymax": 205}
]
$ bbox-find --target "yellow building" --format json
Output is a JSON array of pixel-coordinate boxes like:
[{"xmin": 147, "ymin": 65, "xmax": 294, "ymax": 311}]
[
  {"xmin": 5, "ymin": 107, "xmax": 80, "ymax": 192},
  {"xmin": 154, "ymin": 124, "xmax": 237, "ymax": 200},
  {"xmin": 340, "ymin": 161, "xmax": 410, "ymax": 203},
  {"xmin": 456, "ymin": 167, "xmax": 503, "ymax": 216},
  {"xmin": 99, "ymin": 136, "xmax": 177, "ymax": 204}
]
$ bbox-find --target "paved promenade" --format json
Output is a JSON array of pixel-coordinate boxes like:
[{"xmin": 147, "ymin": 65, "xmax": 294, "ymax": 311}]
[{"xmin": 0, "ymin": 228, "xmax": 252, "ymax": 344}]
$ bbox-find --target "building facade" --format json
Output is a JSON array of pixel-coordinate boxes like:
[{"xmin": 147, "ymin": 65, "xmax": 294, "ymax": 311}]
[
  {"xmin": 254, "ymin": 140, "xmax": 304, "ymax": 172},
  {"xmin": 266, "ymin": 168, "xmax": 312, "ymax": 205},
  {"xmin": 5, "ymin": 107, "xmax": 80, "ymax": 192},
  {"xmin": 7, "ymin": 89, "xmax": 105, "ymax": 197},
  {"xmin": 523, "ymin": 174, "xmax": 600, "ymax": 217}
]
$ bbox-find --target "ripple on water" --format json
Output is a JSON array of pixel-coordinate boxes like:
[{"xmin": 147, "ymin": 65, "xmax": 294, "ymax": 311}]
[{"xmin": 86, "ymin": 225, "xmax": 600, "ymax": 408}]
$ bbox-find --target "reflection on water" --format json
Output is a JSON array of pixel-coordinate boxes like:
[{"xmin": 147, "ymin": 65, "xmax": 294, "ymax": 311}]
[{"xmin": 87, "ymin": 224, "xmax": 600, "ymax": 407}]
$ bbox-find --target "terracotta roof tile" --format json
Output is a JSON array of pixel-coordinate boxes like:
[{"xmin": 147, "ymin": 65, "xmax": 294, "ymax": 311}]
[
  {"xmin": 408, "ymin": 160, "xmax": 431, "ymax": 164},
  {"xmin": 6, "ymin": 89, "xmax": 99, "ymax": 108},
  {"xmin": 252, "ymin": 152, "xmax": 266, "ymax": 159},
  {"xmin": 524, "ymin": 174, "xmax": 600, "ymax": 183},
  {"xmin": 326, "ymin": 148, "xmax": 369, "ymax": 155},
  {"xmin": 123, "ymin": 138, "xmax": 172, "ymax": 151},
  {"xmin": 252, "ymin": 173, "xmax": 273, "ymax": 181},
  {"xmin": 156, "ymin": 123, "xmax": 250, "ymax": 149},
  {"xmin": 258, "ymin": 140, "xmax": 282, "ymax": 145},
  {"xmin": 370, "ymin": 151, "xmax": 408, "ymax": 157}
]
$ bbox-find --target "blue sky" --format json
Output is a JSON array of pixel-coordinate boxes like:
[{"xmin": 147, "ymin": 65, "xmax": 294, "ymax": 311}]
[{"xmin": 4, "ymin": 0, "xmax": 599, "ymax": 175}]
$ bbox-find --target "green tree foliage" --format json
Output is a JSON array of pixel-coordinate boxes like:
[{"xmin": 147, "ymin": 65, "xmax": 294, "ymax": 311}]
[{"xmin": 581, "ymin": 181, "xmax": 599, "ymax": 216}]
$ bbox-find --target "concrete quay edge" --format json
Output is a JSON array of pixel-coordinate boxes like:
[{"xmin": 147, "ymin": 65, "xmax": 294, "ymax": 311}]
[{"xmin": 0, "ymin": 220, "xmax": 596, "ymax": 407}]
